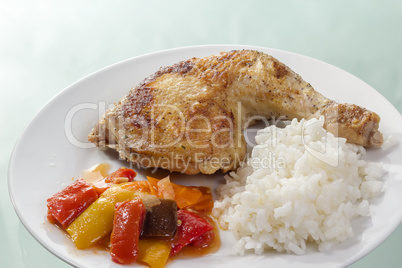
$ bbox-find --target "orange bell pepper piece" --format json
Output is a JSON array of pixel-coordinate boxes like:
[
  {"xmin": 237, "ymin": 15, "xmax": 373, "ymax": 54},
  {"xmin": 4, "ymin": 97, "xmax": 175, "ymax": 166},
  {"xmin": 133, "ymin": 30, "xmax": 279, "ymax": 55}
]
[
  {"xmin": 146, "ymin": 176, "xmax": 205, "ymax": 209},
  {"xmin": 171, "ymin": 184, "xmax": 203, "ymax": 209},
  {"xmin": 186, "ymin": 186, "xmax": 213, "ymax": 212}
]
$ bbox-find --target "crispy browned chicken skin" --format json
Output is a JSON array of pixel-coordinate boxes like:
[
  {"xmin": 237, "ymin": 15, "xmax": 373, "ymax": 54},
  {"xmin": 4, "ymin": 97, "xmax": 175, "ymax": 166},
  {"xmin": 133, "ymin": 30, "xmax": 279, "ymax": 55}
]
[{"xmin": 88, "ymin": 50, "xmax": 383, "ymax": 174}]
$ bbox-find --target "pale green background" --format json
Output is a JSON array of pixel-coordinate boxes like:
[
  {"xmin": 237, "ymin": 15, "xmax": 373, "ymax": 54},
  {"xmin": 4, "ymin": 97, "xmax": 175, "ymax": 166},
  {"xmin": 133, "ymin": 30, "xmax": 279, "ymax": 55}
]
[{"xmin": 1, "ymin": 0, "xmax": 401, "ymax": 267}]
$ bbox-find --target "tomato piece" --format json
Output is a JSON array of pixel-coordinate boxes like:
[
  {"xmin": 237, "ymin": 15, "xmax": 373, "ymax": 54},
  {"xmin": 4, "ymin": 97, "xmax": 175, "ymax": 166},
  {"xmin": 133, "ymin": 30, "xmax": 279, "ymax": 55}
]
[
  {"xmin": 170, "ymin": 210, "xmax": 214, "ymax": 255},
  {"xmin": 110, "ymin": 199, "xmax": 146, "ymax": 264},
  {"xmin": 46, "ymin": 178, "xmax": 98, "ymax": 229}
]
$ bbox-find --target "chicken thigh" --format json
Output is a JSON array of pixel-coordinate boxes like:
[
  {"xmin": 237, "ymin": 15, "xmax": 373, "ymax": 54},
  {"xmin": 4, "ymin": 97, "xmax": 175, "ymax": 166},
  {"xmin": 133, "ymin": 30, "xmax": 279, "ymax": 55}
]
[{"xmin": 88, "ymin": 50, "xmax": 383, "ymax": 174}]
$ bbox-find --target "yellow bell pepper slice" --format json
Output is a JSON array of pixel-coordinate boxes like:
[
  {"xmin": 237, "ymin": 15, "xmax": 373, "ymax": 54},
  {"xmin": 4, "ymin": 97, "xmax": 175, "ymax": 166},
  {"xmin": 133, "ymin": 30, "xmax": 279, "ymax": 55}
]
[
  {"xmin": 66, "ymin": 197, "xmax": 115, "ymax": 249},
  {"xmin": 137, "ymin": 239, "xmax": 171, "ymax": 268},
  {"xmin": 66, "ymin": 184, "xmax": 137, "ymax": 249},
  {"xmin": 101, "ymin": 183, "xmax": 138, "ymax": 203}
]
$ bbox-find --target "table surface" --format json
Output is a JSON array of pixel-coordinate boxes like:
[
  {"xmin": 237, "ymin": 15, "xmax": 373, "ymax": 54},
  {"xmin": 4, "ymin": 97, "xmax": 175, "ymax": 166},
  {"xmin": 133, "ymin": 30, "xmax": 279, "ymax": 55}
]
[{"xmin": 1, "ymin": 0, "xmax": 401, "ymax": 267}]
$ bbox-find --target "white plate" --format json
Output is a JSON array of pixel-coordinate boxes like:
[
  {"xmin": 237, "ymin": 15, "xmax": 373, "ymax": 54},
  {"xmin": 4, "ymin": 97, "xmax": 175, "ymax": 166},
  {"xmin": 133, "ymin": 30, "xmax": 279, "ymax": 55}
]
[{"xmin": 8, "ymin": 45, "xmax": 402, "ymax": 268}]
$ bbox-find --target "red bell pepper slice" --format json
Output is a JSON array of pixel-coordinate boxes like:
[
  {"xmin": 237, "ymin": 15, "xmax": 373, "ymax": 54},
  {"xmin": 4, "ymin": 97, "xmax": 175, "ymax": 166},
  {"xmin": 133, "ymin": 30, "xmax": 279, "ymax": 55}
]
[
  {"xmin": 190, "ymin": 229, "xmax": 215, "ymax": 248},
  {"xmin": 46, "ymin": 178, "xmax": 98, "ymax": 229},
  {"xmin": 93, "ymin": 167, "xmax": 137, "ymax": 195},
  {"xmin": 106, "ymin": 167, "xmax": 137, "ymax": 182},
  {"xmin": 170, "ymin": 209, "xmax": 214, "ymax": 255},
  {"xmin": 110, "ymin": 199, "xmax": 146, "ymax": 264}
]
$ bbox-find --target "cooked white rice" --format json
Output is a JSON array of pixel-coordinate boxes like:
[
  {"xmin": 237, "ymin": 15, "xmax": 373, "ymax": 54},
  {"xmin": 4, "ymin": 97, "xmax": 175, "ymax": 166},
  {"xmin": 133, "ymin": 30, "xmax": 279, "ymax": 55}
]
[{"xmin": 212, "ymin": 117, "xmax": 383, "ymax": 255}]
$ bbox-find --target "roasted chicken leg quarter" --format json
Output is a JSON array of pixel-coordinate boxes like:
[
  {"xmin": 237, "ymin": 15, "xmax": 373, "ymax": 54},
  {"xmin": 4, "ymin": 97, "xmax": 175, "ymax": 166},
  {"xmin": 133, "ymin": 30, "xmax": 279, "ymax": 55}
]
[{"xmin": 88, "ymin": 50, "xmax": 383, "ymax": 175}]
